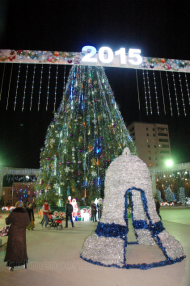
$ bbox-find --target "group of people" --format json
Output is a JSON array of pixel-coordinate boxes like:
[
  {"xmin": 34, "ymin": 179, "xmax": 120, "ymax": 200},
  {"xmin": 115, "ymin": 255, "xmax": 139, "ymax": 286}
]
[
  {"xmin": 40, "ymin": 199, "xmax": 75, "ymax": 228},
  {"xmin": 91, "ymin": 199, "xmax": 103, "ymax": 222},
  {"xmin": 4, "ymin": 197, "xmax": 161, "ymax": 272}
]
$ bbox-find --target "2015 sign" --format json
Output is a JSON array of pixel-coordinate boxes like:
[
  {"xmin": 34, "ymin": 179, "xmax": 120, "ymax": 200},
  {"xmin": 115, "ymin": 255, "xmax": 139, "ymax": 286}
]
[{"xmin": 81, "ymin": 46, "xmax": 142, "ymax": 66}]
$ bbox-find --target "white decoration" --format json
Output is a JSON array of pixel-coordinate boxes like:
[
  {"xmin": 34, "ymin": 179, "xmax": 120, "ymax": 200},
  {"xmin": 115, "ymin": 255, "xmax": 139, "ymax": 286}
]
[{"xmin": 81, "ymin": 147, "xmax": 185, "ymax": 267}]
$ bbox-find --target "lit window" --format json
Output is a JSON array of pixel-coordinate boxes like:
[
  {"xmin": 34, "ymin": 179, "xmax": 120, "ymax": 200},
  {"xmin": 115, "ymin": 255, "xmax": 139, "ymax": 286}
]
[
  {"xmin": 147, "ymin": 139, "xmax": 149, "ymax": 142},
  {"xmin": 153, "ymin": 140, "xmax": 156, "ymax": 143},
  {"xmin": 149, "ymin": 163, "xmax": 152, "ymax": 167},
  {"xmin": 148, "ymin": 151, "xmax": 151, "ymax": 154}
]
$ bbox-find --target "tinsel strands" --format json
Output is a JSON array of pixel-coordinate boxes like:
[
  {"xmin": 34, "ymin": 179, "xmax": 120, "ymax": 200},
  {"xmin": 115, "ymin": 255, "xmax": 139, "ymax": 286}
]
[
  {"xmin": 159, "ymin": 71, "xmax": 166, "ymax": 115},
  {"xmin": 146, "ymin": 70, "xmax": 152, "ymax": 114},
  {"xmin": 166, "ymin": 72, "xmax": 173, "ymax": 116},
  {"xmin": 38, "ymin": 64, "xmax": 43, "ymax": 111},
  {"xmin": 0, "ymin": 63, "xmax": 6, "ymax": 101},
  {"xmin": 54, "ymin": 64, "xmax": 58, "ymax": 112},
  {"xmin": 136, "ymin": 69, "xmax": 141, "ymax": 117},
  {"xmin": 46, "ymin": 65, "xmax": 51, "ymax": 111},
  {"xmin": 142, "ymin": 70, "xmax": 148, "ymax": 115},
  {"xmin": 22, "ymin": 64, "xmax": 29, "ymax": 111},
  {"xmin": 184, "ymin": 73, "xmax": 190, "ymax": 105},
  {"xmin": 153, "ymin": 71, "xmax": 159, "ymax": 115},
  {"xmin": 172, "ymin": 72, "xmax": 180, "ymax": 116},
  {"xmin": 30, "ymin": 64, "xmax": 36, "ymax": 111},
  {"xmin": 178, "ymin": 73, "xmax": 186, "ymax": 116},
  {"xmin": 63, "ymin": 65, "xmax": 66, "ymax": 93},
  {"xmin": 6, "ymin": 63, "xmax": 13, "ymax": 110},
  {"xmin": 14, "ymin": 64, "xmax": 21, "ymax": 111}
]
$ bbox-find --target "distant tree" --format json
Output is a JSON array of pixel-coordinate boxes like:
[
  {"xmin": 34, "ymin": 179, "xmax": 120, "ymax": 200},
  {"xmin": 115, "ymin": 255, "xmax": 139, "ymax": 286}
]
[
  {"xmin": 178, "ymin": 187, "xmax": 186, "ymax": 205},
  {"xmin": 164, "ymin": 186, "xmax": 175, "ymax": 203}
]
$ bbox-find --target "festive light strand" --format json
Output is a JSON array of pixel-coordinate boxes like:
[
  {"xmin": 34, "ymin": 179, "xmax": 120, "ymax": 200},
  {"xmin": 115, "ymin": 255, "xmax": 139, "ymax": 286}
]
[
  {"xmin": 153, "ymin": 71, "xmax": 159, "ymax": 115},
  {"xmin": 172, "ymin": 72, "xmax": 180, "ymax": 116},
  {"xmin": 166, "ymin": 72, "xmax": 173, "ymax": 116},
  {"xmin": 159, "ymin": 71, "xmax": 166, "ymax": 115},
  {"xmin": 142, "ymin": 70, "xmax": 149, "ymax": 115},
  {"xmin": 54, "ymin": 64, "xmax": 58, "ymax": 112},
  {"xmin": 38, "ymin": 64, "xmax": 43, "ymax": 111},
  {"xmin": 14, "ymin": 64, "xmax": 21, "ymax": 111},
  {"xmin": 46, "ymin": 65, "xmax": 51, "ymax": 111},
  {"xmin": 184, "ymin": 72, "xmax": 190, "ymax": 105},
  {"xmin": 0, "ymin": 63, "xmax": 6, "ymax": 101},
  {"xmin": 63, "ymin": 65, "xmax": 66, "ymax": 93},
  {"xmin": 178, "ymin": 73, "xmax": 186, "ymax": 116},
  {"xmin": 30, "ymin": 64, "xmax": 36, "ymax": 111},
  {"xmin": 6, "ymin": 63, "xmax": 13, "ymax": 110},
  {"xmin": 22, "ymin": 64, "xmax": 29, "ymax": 111},
  {"xmin": 136, "ymin": 70, "xmax": 141, "ymax": 122},
  {"xmin": 146, "ymin": 70, "xmax": 152, "ymax": 115}
]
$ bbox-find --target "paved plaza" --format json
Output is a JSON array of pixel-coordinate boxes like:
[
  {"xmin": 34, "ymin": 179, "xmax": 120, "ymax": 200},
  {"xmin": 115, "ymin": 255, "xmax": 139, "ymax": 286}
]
[{"xmin": 0, "ymin": 208, "xmax": 190, "ymax": 286}]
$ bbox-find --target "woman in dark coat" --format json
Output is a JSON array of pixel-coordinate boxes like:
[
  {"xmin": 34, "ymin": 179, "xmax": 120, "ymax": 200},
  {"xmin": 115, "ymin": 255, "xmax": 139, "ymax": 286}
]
[
  {"xmin": 26, "ymin": 203, "xmax": 35, "ymax": 230},
  {"xmin": 4, "ymin": 201, "xmax": 30, "ymax": 271}
]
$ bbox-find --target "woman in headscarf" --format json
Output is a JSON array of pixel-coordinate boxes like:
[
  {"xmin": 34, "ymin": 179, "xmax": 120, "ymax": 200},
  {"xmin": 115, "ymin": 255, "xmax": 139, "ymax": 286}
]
[
  {"xmin": 4, "ymin": 201, "xmax": 30, "ymax": 271},
  {"xmin": 26, "ymin": 202, "xmax": 35, "ymax": 230}
]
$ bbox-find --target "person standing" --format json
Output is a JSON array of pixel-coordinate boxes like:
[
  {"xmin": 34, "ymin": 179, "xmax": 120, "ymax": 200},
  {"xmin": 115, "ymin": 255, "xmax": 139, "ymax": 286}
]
[
  {"xmin": 26, "ymin": 203, "xmax": 35, "ymax": 230},
  {"xmin": 97, "ymin": 198, "xmax": 103, "ymax": 220},
  {"xmin": 155, "ymin": 198, "xmax": 162, "ymax": 220},
  {"xmin": 65, "ymin": 200, "xmax": 74, "ymax": 228},
  {"xmin": 42, "ymin": 200, "xmax": 50, "ymax": 228},
  {"xmin": 4, "ymin": 201, "xmax": 30, "ymax": 271},
  {"xmin": 91, "ymin": 201, "xmax": 97, "ymax": 222}
]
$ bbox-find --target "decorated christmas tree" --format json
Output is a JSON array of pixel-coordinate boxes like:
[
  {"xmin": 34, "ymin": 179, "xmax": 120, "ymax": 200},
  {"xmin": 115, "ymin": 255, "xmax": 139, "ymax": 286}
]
[
  {"xmin": 36, "ymin": 66, "xmax": 136, "ymax": 206},
  {"xmin": 164, "ymin": 186, "xmax": 175, "ymax": 203},
  {"xmin": 178, "ymin": 187, "xmax": 185, "ymax": 205}
]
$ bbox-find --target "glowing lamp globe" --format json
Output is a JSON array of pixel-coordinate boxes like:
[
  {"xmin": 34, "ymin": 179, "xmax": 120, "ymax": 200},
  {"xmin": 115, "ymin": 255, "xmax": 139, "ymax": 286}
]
[{"xmin": 166, "ymin": 160, "xmax": 173, "ymax": 167}]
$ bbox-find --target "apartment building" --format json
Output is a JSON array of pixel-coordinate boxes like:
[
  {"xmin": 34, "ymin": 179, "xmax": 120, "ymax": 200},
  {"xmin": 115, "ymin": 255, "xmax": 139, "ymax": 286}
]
[{"xmin": 127, "ymin": 122, "xmax": 171, "ymax": 167}]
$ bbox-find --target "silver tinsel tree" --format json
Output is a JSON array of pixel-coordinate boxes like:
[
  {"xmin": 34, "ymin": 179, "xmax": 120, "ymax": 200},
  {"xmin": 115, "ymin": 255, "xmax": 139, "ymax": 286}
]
[
  {"xmin": 178, "ymin": 187, "xmax": 186, "ymax": 205},
  {"xmin": 164, "ymin": 186, "xmax": 175, "ymax": 203}
]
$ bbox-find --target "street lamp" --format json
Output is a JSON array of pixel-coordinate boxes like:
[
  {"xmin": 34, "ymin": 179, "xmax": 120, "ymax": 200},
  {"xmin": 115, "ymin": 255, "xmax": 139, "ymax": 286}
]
[{"xmin": 166, "ymin": 159, "xmax": 173, "ymax": 167}]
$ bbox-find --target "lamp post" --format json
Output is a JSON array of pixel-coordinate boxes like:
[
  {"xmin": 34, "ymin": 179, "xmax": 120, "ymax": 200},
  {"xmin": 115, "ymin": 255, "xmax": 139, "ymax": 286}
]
[
  {"xmin": 12, "ymin": 174, "xmax": 14, "ymax": 205},
  {"xmin": 12, "ymin": 184, "xmax": 14, "ymax": 205}
]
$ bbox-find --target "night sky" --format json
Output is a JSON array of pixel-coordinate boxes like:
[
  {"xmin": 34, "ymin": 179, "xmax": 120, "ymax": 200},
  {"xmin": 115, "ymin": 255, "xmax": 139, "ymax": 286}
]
[{"xmin": 0, "ymin": 0, "xmax": 190, "ymax": 168}]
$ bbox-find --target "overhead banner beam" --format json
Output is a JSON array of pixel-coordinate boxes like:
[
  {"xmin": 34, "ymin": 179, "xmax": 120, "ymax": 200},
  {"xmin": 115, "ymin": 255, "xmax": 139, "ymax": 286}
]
[{"xmin": 0, "ymin": 47, "xmax": 190, "ymax": 73}]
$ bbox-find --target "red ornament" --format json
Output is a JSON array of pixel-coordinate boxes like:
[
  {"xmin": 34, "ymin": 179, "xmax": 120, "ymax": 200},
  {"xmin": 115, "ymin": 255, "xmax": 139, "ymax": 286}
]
[
  {"xmin": 60, "ymin": 163, "xmax": 63, "ymax": 165},
  {"xmin": 160, "ymin": 58, "xmax": 165, "ymax": 64},
  {"xmin": 54, "ymin": 52, "xmax": 59, "ymax": 57}
]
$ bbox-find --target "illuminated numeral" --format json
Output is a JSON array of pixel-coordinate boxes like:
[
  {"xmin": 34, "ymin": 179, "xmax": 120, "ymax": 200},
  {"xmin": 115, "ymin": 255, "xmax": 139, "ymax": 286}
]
[
  {"xmin": 115, "ymin": 48, "xmax": 126, "ymax": 64},
  {"xmin": 82, "ymin": 46, "xmax": 97, "ymax": 63},
  {"xmin": 128, "ymin": 49, "xmax": 142, "ymax": 65},
  {"xmin": 99, "ymin": 47, "xmax": 114, "ymax": 64}
]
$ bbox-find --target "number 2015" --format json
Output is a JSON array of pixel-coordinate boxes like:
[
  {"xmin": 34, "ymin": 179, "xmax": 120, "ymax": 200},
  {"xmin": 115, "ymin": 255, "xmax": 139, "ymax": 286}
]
[{"xmin": 81, "ymin": 46, "xmax": 142, "ymax": 66}]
